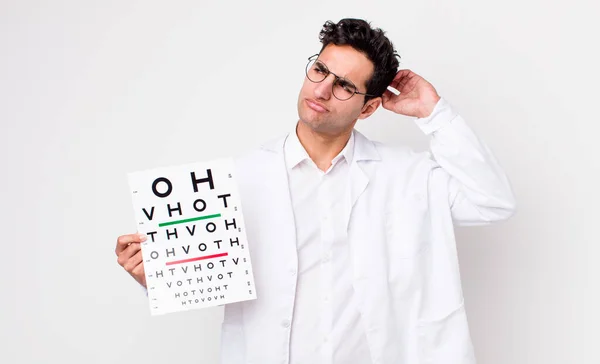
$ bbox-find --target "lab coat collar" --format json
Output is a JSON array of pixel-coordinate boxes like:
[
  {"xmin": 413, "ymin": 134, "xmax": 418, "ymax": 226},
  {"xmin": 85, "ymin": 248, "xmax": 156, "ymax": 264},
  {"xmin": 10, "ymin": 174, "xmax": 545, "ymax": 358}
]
[
  {"xmin": 260, "ymin": 128, "xmax": 381, "ymax": 163},
  {"xmin": 259, "ymin": 127, "xmax": 380, "ymax": 234},
  {"xmin": 283, "ymin": 126, "xmax": 356, "ymax": 170}
]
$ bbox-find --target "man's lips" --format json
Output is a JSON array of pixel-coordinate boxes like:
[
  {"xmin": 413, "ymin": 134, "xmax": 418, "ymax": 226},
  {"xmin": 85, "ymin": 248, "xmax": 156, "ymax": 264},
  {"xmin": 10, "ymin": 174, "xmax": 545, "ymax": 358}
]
[{"xmin": 305, "ymin": 99, "xmax": 328, "ymax": 113}]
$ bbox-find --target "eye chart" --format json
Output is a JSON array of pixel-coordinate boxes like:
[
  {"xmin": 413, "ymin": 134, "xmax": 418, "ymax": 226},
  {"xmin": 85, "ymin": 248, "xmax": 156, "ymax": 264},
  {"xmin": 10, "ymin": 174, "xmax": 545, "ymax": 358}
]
[{"xmin": 128, "ymin": 158, "xmax": 256, "ymax": 316}]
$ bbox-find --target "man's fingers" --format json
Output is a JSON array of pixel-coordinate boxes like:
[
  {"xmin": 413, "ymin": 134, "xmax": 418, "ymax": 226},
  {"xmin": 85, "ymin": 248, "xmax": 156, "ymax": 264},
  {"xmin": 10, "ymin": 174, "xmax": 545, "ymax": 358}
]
[
  {"xmin": 131, "ymin": 261, "xmax": 147, "ymax": 287},
  {"xmin": 392, "ymin": 69, "xmax": 412, "ymax": 82},
  {"xmin": 116, "ymin": 242, "xmax": 142, "ymax": 267},
  {"xmin": 123, "ymin": 250, "xmax": 144, "ymax": 272},
  {"xmin": 115, "ymin": 233, "xmax": 147, "ymax": 255},
  {"xmin": 132, "ymin": 260, "xmax": 146, "ymax": 277},
  {"xmin": 391, "ymin": 69, "xmax": 417, "ymax": 91},
  {"xmin": 381, "ymin": 92, "xmax": 390, "ymax": 103}
]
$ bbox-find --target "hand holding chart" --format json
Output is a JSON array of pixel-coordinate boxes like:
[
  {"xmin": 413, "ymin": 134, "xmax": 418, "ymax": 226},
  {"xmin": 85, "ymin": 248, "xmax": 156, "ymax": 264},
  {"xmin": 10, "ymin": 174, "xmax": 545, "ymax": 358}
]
[{"xmin": 127, "ymin": 158, "xmax": 257, "ymax": 316}]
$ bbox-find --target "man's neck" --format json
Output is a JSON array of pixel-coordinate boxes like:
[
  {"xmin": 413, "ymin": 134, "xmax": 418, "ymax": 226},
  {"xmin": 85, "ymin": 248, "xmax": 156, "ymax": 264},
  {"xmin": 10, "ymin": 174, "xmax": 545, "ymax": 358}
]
[{"xmin": 296, "ymin": 120, "xmax": 353, "ymax": 172}]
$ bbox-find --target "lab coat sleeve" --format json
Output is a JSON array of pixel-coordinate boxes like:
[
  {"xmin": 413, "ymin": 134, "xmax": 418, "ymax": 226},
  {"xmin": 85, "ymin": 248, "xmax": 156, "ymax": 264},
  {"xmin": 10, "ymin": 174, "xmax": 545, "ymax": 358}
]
[{"xmin": 414, "ymin": 97, "xmax": 517, "ymax": 226}]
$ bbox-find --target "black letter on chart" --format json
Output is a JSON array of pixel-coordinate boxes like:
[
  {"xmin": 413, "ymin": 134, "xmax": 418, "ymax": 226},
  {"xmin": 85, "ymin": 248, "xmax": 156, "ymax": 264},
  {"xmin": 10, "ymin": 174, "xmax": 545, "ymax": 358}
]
[
  {"xmin": 225, "ymin": 219, "xmax": 237, "ymax": 230},
  {"xmin": 142, "ymin": 207, "xmax": 155, "ymax": 220},
  {"xmin": 193, "ymin": 199, "xmax": 207, "ymax": 212},
  {"xmin": 152, "ymin": 177, "xmax": 173, "ymax": 198},
  {"xmin": 147, "ymin": 231, "xmax": 157, "ymax": 242},
  {"xmin": 168, "ymin": 202, "xmax": 182, "ymax": 217},
  {"xmin": 217, "ymin": 194, "xmax": 231, "ymax": 208},
  {"xmin": 191, "ymin": 170, "xmax": 214, "ymax": 192}
]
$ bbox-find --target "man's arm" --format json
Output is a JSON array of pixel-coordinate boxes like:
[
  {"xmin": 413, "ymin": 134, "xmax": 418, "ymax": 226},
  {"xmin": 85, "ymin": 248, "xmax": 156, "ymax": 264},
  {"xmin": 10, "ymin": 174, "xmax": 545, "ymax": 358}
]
[
  {"xmin": 416, "ymin": 98, "xmax": 517, "ymax": 226},
  {"xmin": 382, "ymin": 69, "xmax": 516, "ymax": 226}
]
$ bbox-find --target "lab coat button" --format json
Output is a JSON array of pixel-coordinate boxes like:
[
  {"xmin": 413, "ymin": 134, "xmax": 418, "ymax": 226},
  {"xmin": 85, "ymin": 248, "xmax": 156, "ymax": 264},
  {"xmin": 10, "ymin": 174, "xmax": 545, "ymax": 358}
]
[{"xmin": 282, "ymin": 319, "xmax": 291, "ymax": 328}]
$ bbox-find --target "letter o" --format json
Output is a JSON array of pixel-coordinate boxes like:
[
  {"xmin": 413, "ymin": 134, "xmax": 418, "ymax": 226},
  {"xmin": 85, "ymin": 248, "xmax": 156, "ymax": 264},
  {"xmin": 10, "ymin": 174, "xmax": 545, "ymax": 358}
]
[
  {"xmin": 152, "ymin": 177, "xmax": 173, "ymax": 198},
  {"xmin": 206, "ymin": 222, "xmax": 216, "ymax": 233},
  {"xmin": 193, "ymin": 199, "xmax": 207, "ymax": 212}
]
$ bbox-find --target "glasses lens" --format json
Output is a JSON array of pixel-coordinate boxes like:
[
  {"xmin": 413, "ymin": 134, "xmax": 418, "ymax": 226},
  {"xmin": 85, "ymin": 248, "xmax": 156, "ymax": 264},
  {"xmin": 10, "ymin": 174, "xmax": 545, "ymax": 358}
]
[
  {"xmin": 332, "ymin": 78, "xmax": 356, "ymax": 100},
  {"xmin": 306, "ymin": 59, "xmax": 328, "ymax": 83},
  {"xmin": 305, "ymin": 57, "xmax": 357, "ymax": 101}
]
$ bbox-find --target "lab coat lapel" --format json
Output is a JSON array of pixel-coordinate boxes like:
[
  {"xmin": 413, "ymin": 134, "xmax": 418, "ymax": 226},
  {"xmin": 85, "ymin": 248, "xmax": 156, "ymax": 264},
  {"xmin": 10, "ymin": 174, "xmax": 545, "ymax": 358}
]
[
  {"xmin": 343, "ymin": 130, "xmax": 381, "ymax": 232},
  {"xmin": 343, "ymin": 162, "xmax": 369, "ymax": 231},
  {"xmin": 256, "ymin": 135, "xmax": 298, "ymax": 257},
  {"xmin": 345, "ymin": 131, "xmax": 396, "ymax": 363}
]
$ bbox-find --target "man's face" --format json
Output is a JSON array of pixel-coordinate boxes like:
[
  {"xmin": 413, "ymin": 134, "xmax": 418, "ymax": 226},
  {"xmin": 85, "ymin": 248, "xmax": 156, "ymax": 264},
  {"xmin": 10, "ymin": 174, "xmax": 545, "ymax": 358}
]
[{"xmin": 297, "ymin": 44, "xmax": 378, "ymax": 136}]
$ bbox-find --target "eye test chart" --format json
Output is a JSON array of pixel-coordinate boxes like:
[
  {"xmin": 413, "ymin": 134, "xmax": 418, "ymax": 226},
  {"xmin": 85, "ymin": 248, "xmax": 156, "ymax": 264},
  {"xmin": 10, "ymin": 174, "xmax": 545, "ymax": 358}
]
[{"xmin": 128, "ymin": 158, "xmax": 256, "ymax": 316}]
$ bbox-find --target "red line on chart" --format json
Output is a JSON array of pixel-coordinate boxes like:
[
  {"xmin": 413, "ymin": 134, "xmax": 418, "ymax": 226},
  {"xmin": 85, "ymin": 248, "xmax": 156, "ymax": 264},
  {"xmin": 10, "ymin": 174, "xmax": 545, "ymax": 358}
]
[{"xmin": 166, "ymin": 252, "xmax": 229, "ymax": 266}]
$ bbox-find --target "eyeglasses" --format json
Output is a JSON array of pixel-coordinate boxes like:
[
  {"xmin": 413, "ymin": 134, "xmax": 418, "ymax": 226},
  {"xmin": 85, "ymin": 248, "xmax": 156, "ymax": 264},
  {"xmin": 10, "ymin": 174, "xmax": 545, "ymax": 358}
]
[{"xmin": 305, "ymin": 54, "xmax": 377, "ymax": 101}]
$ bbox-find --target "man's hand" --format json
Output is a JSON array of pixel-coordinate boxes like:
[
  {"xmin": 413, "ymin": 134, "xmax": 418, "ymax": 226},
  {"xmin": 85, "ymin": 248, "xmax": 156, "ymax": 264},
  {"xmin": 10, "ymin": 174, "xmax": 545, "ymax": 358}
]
[
  {"xmin": 381, "ymin": 69, "xmax": 441, "ymax": 119},
  {"xmin": 116, "ymin": 233, "xmax": 147, "ymax": 288}
]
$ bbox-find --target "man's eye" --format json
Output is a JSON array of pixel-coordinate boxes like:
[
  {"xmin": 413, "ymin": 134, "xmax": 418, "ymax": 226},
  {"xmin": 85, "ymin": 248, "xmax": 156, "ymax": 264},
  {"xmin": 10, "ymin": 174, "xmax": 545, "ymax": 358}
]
[{"xmin": 339, "ymin": 81, "xmax": 352, "ymax": 91}]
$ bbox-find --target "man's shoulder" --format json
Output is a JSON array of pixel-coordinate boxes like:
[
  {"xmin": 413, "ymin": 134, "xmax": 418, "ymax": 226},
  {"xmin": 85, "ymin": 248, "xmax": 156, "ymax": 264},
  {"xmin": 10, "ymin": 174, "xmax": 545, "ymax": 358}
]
[
  {"xmin": 355, "ymin": 132, "xmax": 438, "ymax": 187},
  {"xmin": 232, "ymin": 134, "xmax": 287, "ymax": 174},
  {"xmin": 354, "ymin": 130, "xmax": 430, "ymax": 165},
  {"xmin": 372, "ymin": 140, "xmax": 415, "ymax": 159},
  {"xmin": 232, "ymin": 130, "xmax": 434, "ymax": 170}
]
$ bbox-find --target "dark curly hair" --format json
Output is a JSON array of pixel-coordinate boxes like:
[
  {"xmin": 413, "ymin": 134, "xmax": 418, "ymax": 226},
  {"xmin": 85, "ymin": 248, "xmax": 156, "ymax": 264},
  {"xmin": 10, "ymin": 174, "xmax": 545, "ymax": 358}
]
[{"xmin": 318, "ymin": 18, "xmax": 399, "ymax": 103}]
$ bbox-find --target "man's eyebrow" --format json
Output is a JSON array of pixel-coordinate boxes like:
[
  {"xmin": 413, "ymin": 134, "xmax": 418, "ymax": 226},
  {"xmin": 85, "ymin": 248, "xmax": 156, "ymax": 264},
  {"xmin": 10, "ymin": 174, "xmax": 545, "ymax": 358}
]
[
  {"xmin": 337, "ymin": 78, "xmax": 352, "ymax": 86},
  {"xmin": 315, "ymin": 60, "xmax": 357, "ymax": 85},
  {"xmin": 315, "ymin": 60, "xmax": 328, "ymax": 69}
]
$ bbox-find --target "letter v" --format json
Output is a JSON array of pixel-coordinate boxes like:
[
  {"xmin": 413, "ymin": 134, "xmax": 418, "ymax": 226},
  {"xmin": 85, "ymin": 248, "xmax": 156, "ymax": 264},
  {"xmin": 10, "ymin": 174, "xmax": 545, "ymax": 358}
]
[
  {"xmin": 186, "ymin": 225, "xmax": 196, "ymax": 236},
  {"xmin": 142, "ymin": 207, "xmax": 155, "ymax": 220}
]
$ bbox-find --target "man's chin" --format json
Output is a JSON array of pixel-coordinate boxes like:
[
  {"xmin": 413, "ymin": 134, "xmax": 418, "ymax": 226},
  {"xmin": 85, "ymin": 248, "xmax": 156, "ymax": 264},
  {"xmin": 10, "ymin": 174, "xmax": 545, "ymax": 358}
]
[
  {"xmin": 301, "ymin": 119, "xmax": 340, "ymax": 136},
  {"xmin": 299, "ymin": 116, "xmax": 323, "ymax": 130}
]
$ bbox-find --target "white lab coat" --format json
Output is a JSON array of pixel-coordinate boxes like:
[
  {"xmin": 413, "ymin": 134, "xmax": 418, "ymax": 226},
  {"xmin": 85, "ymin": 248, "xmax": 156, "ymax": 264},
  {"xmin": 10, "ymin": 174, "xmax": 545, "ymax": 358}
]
[{"xmin": 220, "ymin": 98, "xmax": 516, "ymax": 364}]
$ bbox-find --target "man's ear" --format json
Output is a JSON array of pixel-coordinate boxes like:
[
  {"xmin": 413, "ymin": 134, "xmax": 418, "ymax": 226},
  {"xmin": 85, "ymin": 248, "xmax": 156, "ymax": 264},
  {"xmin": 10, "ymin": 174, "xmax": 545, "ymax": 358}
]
[{"xmin": 358, "ymin": 97, "xmax": 382, "ymax": 120}]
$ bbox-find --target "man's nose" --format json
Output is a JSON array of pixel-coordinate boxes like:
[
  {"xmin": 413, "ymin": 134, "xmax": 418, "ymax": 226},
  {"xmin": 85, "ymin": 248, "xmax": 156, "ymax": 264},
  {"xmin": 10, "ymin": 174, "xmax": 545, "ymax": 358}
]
[{"xmin": 314, "ymin": 74, "xmax": 335, "ymax": 100}]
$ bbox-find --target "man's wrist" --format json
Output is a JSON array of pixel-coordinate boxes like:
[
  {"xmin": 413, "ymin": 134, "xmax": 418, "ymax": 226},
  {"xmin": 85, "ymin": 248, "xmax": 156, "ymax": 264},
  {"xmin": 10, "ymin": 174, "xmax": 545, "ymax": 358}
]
[
  {"xmin": 417, "ymin": 95, "xmax": 441, "ymax": 118},
  {"xmin": 414, "ymin": 97, "xmax": 458, "ymax": 135}
]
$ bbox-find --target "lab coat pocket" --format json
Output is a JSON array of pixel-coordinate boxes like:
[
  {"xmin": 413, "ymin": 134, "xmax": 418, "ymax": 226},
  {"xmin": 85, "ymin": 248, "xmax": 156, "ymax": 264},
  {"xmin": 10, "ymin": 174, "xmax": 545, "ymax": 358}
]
[{"xmin": 417, "ymin": 300, "xmax": 476, "ymax": 364}]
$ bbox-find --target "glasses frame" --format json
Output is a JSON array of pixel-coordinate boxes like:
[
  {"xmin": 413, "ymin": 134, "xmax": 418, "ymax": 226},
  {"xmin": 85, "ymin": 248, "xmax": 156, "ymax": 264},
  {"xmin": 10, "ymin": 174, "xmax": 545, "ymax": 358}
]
[{"xmin": 305, "ymin": 54, "xmax": 377, "ymax": 101}]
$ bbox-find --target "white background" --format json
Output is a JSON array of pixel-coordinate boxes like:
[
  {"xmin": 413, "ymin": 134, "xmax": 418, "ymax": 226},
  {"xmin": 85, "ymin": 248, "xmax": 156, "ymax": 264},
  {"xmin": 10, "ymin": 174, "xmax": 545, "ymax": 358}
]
[{"xmin": 1, "ymin": 0, "xmax": 598, "ymax": 363}]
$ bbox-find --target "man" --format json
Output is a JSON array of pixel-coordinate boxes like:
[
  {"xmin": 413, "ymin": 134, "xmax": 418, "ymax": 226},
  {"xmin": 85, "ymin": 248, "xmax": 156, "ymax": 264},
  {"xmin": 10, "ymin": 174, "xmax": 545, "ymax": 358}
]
[{"xmin": 116, "ymin": 18, "xmax": 516, "ymax": 364}]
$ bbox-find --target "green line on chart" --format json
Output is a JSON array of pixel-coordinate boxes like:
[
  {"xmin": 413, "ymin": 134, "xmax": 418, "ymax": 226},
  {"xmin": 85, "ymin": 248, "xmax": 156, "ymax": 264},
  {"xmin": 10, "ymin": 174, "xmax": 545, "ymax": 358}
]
[{"xmin": 158, "ymin": 213, "xmax": 221, "ymax": 227}]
